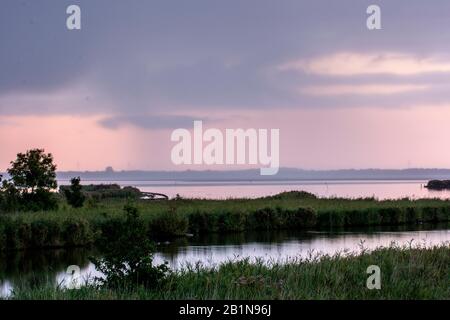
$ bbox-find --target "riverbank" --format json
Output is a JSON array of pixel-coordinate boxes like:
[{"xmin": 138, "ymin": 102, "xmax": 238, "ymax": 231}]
[
  {"xmin": 1, "ymin": 192, "xmax": 450, "ymax": 251},
  {"xmin": 8, "ymin": 244, "xmax": 450, "ymax": 300}
]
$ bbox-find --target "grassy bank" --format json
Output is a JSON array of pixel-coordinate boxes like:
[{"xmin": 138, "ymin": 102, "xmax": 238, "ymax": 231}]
[
  {"xmin": 1, "ymin": 191, "xmax": 450, "ymax": 250},
  {"xmin": 9, "ymin": 245, "xmax": 450, "ymax": 300}
]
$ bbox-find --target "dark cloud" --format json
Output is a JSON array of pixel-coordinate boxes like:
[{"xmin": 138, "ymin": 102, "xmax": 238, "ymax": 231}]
[
  {"xmin": 98, "ymin": 114, "xmax": 214, "ymax": 130},
  {"xmin": 3, "ymin": 0, "xmax": 450, "ymax": 122}
]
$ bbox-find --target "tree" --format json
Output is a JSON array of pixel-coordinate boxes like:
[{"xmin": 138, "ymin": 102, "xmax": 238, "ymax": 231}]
[
  {"xmin": 64, "ymin": 177, "xmax": 86, "ymax": 208},
  {"xmin": 3, "ymin": 149, "xmax": 58, "ymax": 211},
  {"xmin": 8, "ymin": 149, "xmax": 57, "ymax": 193}
]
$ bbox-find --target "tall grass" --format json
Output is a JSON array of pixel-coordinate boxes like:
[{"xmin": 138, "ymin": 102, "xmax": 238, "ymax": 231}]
[
  {"xmin": 1, "ymin": 192, "xmax": 450, "ymax": 251},
  {"xmin": 8, "ymin": 244, "xmax": 450, "ymax": 300}
]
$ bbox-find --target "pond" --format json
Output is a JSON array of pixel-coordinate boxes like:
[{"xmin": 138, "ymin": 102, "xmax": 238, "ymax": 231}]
[{"xmin": 1, "ymin": 223, "xmax": 449, "ymax": 298}]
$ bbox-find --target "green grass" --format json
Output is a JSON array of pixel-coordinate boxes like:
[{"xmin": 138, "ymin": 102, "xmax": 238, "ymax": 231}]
[
  {"xmin": 1, "ymin": 191, "xmax": 450, "ymax": 250},
  {"xmin": 8, "ymin": 244, "xmax": 450, "ymax": 300}
]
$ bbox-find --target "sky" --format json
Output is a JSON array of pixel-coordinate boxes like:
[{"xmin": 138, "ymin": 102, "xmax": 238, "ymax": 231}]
[{"xmin": 2, "ymin": 0, "xmax": 450, "ymax": 171}]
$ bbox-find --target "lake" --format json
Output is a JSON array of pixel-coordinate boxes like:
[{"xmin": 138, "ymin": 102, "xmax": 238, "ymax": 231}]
[{"xmin": 61, "ymin": 179, "xmax": 450, "ymax": 200}]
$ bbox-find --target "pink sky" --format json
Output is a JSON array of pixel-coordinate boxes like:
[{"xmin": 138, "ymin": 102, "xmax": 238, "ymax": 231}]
[{"xmin": 3, "ymin": 105, "xmax": 450, "ymax": 171}]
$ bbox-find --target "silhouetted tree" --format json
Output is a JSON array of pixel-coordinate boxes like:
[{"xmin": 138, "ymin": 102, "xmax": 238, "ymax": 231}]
[
  {"xmin": 8, "ymin": 149, "xmax": 57, "ymax": 192},
  {"xmin": 64, "ymin": 177, "xmax": 86, "ymax": 208},
  {"xmin": 2, "ymin": 149, "xmax": 58, "ymax": 211}
]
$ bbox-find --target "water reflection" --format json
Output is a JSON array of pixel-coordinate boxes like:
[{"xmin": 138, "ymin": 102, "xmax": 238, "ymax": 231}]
[
  {"xmin": 155, "ymin": 224, "xmax": 450, "ymax": 268},
  {"xmin": 0, "ymin": 249, "xmax": 95, "ymax": 298},
  {"xmin": 1, "ymin": 223, "xmax": 449, "ymax": 297}
]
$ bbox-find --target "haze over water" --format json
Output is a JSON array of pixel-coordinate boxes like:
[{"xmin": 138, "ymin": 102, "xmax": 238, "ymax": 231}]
[{"xmin": 62, "ymin": 179, "xmax": 450, "ymax": 200}]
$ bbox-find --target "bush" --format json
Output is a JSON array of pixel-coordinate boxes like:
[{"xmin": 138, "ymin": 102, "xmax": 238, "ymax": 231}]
[
  {"xmin": 60, "ymin": 184, "xmax": 142, "ymax": 200},
  {"xmin": 91, "ymin": 205, "xmax": 170, "ymax": 288},
  {"xmin": 63, "ymin": 177, "xmax": 86, "ymax": 208}
]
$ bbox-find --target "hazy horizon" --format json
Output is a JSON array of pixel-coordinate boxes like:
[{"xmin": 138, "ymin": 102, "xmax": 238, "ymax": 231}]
[{"xmin": 3, "ymin": 167, "xmax": 450, "ymax": 184}]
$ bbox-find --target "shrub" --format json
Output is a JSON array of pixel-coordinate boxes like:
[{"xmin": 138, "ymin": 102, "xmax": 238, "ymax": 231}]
[
  {"xmin": 61, "ymin": 184, "xmax": 142, "ymax": 200},
  {"xmin": 63, "ymin": 177, "xmax": 86, "ymax": 208},
  {"xmin": 91, "ymin": 205, "xmax": 170, "ymax": 288}
]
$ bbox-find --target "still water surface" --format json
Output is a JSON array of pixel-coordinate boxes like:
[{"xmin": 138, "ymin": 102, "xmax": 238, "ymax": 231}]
[
  {"xmin": 1, "ymin": 224, "xmax": 449, "ymax": 297},
  {"xmin": 62, "ymin": 179, "xmax": 450, "ymax": 200}
]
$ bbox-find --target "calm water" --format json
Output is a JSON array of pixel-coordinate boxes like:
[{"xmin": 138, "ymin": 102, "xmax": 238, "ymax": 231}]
[
  {"xmin": 1, "ymin": 224, "xmax": 449, "ymax": 297},
  {"xmin": 60, "ymin": 179, "xmax": 450, "ymax": 200}
]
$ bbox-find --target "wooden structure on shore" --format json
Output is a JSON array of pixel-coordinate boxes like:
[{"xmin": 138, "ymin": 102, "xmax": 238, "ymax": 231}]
[{"xmin": 140, "ymin": 192, "xmax": 169, "ymax": 200}]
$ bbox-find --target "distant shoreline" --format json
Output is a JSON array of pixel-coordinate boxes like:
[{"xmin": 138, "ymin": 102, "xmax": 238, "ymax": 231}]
[
  {"xmin": 51, "ymin": 168, "xmax": 450, "ymax": 182},
  {"xmin": 56, "ymin": 179, "xmax": 430, "ymax": 186},
  {"xmin": 5, "ymin": 168, "xmax": 450, "ymax": 182}
]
